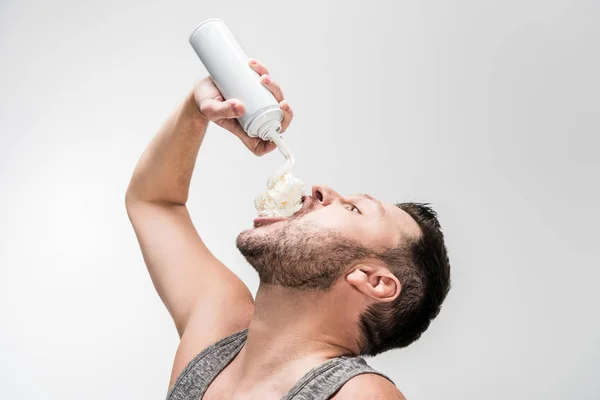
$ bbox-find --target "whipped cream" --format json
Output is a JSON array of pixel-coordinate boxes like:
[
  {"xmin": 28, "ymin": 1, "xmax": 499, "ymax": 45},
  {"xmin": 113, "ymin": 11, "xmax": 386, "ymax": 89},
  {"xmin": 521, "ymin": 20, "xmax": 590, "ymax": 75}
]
[{"xmin": 254, "ymin": 156, "xmax": 305, "ymax": 218}]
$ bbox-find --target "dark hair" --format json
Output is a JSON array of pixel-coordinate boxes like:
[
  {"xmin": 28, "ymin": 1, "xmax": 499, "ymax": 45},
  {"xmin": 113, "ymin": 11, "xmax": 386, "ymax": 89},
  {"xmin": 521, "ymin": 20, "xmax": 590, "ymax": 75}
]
[{"xmin": 358, "ymin": 202, "xmax": 451, "ymax": 356}]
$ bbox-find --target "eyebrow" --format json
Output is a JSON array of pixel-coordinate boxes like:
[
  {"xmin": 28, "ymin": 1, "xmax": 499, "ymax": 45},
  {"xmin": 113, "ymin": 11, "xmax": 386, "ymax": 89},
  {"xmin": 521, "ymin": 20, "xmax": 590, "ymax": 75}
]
[{"xmin": 356, "ymin": 194, "xmax": 386, "ymax": 216}]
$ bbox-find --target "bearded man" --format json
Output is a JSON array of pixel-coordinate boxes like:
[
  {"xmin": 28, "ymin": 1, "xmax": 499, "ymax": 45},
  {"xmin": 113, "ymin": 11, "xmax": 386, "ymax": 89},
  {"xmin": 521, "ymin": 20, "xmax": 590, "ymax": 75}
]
[{"xmin": 125, "ymin": 58, "xmax": 451, "ymax": 400}]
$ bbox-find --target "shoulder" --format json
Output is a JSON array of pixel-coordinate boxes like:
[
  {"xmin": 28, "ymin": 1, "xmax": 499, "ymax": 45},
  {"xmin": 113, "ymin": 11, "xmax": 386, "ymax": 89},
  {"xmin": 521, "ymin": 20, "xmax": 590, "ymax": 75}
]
[{"xmin": 331, "ymin": 373, "xmax": 406, "ymax": 400}]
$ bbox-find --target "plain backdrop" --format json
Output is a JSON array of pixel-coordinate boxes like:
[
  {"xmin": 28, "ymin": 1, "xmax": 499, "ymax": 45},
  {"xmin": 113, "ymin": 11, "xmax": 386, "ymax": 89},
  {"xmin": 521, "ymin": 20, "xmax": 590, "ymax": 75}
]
[{"xmin": 1, "ymin": 0, "xmax": 599, "ymax": 399}]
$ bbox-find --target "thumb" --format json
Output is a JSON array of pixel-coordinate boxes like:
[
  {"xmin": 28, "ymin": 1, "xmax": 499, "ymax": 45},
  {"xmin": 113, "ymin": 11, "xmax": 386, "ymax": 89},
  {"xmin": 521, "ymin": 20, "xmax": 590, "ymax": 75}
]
[{"xmin": 198, "ymin": 98, "xmax": 245, "ymax": 121}]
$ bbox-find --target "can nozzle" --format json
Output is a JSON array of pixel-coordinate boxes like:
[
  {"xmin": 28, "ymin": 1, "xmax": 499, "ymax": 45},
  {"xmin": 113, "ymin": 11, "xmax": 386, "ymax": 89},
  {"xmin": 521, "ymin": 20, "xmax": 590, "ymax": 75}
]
[{"xmin": 266, "ymin": 130, "xmax": 293, "ymax": 162}]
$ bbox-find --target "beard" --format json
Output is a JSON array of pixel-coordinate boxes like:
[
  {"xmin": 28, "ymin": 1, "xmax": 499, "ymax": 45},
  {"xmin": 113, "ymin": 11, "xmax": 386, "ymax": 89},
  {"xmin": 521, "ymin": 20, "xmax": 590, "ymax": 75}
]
[{"xmin": 236, "ymin": 217, "xmax": 373, "ymax": 291}]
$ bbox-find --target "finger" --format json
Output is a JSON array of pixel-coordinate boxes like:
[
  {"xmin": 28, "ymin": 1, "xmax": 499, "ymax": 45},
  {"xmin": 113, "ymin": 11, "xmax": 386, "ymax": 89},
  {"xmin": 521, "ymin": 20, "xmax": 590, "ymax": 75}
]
[
  {"xmin": 214, "ymin": 118, "xmax": 246, "ymax": 138},
  {"xmin": 248, "ymin": 58, "xmax": 269, "ymax": 76},
  {"xmin": 257, "ymin": 140, "xmax": 277, "ymax": 156},
  {"xmin": 237, "ymin": 134, "xmax": 276, "ymax": 157},
  {"xmin": 199, "ymin": 98, "xmax": 244, "ymax": 121},
  {"xmin": 260, "ymin": 75, "xmax": 284, "ymax": 103},
  {"xmin": 279, "ymin": 100, "xmax": 294, "ymax": 133},
  {"xmin": 217, "ymin": 117, "xmax": 267, "ymax": 151}
]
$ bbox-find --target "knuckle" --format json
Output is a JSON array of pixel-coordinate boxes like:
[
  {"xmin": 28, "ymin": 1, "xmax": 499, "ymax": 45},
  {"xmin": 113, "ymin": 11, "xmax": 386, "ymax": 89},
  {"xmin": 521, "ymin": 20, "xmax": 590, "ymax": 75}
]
[{"xmin": 199, "ymin": 103, "xmax": 213, "ymax": 115}]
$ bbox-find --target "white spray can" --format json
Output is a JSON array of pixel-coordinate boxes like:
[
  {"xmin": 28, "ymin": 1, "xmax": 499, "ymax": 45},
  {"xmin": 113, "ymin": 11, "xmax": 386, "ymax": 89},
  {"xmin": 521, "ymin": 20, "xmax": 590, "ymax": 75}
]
[{"xmin": 189, "ymin": 18, "xmax": 291, "ymax": 159}]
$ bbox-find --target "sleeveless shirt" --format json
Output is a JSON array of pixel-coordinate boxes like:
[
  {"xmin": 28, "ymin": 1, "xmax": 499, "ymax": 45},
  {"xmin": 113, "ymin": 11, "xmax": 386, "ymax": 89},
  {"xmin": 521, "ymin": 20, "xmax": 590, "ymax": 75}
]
[{"xmin": 166, "ymin": 329, "xmax": 394, "ymax": 400}]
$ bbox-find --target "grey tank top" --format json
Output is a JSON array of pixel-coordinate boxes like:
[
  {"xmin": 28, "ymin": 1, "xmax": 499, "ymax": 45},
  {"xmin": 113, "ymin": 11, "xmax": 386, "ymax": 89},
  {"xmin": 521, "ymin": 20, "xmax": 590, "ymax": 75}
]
[{"xmin": 166, "ymin": 329, "xmax": 394, "ymax": 400}]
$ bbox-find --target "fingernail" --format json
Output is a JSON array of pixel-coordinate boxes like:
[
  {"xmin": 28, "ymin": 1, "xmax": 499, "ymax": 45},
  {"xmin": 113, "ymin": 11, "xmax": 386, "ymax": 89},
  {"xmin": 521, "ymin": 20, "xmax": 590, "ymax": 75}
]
[
  {"xmin": 263, "ymin": 75, "xmax": 271, "ymax": 83},
  {"xmin": 249, "ymin": 59, "xmax": 257, "ymax": 65}
]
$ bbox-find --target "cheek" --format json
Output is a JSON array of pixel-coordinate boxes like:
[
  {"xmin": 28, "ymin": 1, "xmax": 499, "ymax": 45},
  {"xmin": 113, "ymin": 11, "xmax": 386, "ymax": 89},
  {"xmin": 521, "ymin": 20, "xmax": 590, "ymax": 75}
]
[
  {"xmin": 302, "ymin": 209, "xmax": 360, "ymax": 235},
  {"xmin": 301, "ymin": 210, "xmax": 391, "ymax": 249}
]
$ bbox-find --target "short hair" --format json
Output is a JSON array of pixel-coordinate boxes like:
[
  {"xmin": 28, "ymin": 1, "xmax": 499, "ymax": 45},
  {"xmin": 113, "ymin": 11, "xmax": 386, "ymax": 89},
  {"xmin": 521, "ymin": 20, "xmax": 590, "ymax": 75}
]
[{"xmin": 358, "ymin": 203, "xmax": 451, "ymax": 356}]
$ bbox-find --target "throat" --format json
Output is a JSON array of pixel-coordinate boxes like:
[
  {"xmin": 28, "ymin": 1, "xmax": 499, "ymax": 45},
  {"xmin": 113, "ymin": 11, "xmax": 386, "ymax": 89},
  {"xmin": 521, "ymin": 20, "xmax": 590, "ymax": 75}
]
[
  {"xmin": 234, "ymin": 284, "xmax": 358, "ymax": 388},
  {"xmin": 205, "ymin": 284, "xmax": 361, "ymax": 399}
]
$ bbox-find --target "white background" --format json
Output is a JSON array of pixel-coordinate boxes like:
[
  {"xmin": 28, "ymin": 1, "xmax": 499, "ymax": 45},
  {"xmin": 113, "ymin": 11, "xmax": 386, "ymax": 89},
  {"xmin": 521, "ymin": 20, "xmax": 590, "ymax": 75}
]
[{"xmin": 1, "ymin": 0, "xmax": 599, "ymax": 399}]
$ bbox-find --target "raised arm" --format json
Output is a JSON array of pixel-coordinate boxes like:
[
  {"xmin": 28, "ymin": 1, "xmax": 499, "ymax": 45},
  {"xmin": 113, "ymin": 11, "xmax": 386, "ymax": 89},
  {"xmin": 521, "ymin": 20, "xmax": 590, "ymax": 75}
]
[{"xmin": 124, "ymin": 59, "xmax": 293, "ymax": 387}]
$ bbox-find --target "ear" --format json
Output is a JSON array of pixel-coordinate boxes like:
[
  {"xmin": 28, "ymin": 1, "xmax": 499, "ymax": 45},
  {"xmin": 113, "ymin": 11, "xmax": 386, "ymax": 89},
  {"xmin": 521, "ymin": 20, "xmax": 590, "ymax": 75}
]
[{"xmin": 346, "ymin": 263, "xmax": 401, "ymax": 303}]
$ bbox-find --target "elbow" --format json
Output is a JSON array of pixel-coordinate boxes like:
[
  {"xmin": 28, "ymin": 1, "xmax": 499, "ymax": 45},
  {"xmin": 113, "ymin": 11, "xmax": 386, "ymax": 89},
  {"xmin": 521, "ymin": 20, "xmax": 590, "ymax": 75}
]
[
  {"xmin": 124, "ymin": 186, "xmax": 149, "ymax": 215},
  {"xmin": 124, "ymin": 188, "xmax": 139, "ymax": 211},
  {"xmin": 124, "ymin": 189, "xmax": 136, "ymax": 208}
]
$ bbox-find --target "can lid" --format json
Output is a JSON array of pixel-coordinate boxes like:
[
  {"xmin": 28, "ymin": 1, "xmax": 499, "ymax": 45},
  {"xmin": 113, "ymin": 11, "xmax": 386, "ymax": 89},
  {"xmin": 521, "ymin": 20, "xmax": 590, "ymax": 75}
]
[
  {"xmin": 257, "ymin": 119, "xmax": 282, "ymax": 141},
  {"xmin": 246, "ymin": 107, "xmax": 284, "ymax": 138}
]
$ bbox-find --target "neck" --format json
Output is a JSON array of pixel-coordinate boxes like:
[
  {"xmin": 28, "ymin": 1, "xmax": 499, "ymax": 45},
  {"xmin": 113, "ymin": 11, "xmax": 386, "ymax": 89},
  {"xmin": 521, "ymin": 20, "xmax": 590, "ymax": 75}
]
[{"xmin": 232, "ymin": 283, "xmax": 360, "ymax": 396}]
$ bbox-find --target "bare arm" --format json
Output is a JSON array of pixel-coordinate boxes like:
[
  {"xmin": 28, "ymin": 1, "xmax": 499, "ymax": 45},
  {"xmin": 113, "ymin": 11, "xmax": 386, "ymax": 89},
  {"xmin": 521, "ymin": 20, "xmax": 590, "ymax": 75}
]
[
  {"xmin": 125, "ymin": 90, "xmax": 255, "ymax": 333},
  {"xmin": 125, "ymin": 59, "xmax": 293, "ymax": 387}
]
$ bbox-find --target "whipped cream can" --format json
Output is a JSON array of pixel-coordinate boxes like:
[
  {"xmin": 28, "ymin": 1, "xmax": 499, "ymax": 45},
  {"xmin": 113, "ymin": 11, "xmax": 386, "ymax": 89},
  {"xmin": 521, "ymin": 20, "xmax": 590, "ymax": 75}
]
[{"xmin": 189, "ymin": 19, "xmax": 283, "ymax": 140}]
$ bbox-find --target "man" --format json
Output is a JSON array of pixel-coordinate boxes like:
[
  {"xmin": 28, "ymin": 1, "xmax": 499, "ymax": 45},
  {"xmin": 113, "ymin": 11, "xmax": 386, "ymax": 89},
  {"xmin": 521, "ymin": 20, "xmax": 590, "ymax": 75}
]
[{"xmin": 125, "ymin": 58, "xmax": 451, "ymax": 399}]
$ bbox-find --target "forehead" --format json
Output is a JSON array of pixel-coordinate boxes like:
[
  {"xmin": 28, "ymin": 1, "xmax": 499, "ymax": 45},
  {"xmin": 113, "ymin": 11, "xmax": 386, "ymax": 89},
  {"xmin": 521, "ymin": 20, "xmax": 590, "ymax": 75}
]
[
  {"xmin": 348, "ymin": 193, "xmax": 422, "ymax": 246},
  {"xmin": 381, "ymin": 200, "xmax": 422, "ymax": 243}
]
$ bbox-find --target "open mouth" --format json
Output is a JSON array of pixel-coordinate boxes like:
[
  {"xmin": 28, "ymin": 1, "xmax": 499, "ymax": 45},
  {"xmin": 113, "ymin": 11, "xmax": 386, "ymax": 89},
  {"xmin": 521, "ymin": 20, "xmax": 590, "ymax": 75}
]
[{"xmin": 252, "ymin": 196, "xmax": 312, "ymax": 228}]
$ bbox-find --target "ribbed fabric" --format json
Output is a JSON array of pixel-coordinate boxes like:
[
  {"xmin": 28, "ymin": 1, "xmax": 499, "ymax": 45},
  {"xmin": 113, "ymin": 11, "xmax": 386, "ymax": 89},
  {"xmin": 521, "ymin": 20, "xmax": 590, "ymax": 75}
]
[{"xmin": 166, "ymin": 329, "xmax": 394, "ymax": 400}]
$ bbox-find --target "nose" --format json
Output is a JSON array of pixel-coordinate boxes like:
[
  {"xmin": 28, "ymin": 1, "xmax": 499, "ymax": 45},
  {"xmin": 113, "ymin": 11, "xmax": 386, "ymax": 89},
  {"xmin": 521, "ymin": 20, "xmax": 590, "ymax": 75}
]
[{"xmin": 312, "ymin": 184, "xmax": 342, "ymax": 206}]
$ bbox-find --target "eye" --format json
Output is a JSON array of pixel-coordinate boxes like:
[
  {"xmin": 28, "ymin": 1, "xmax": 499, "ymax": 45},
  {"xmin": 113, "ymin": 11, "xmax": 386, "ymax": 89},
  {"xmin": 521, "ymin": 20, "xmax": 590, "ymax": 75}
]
[{"xmin": 345, "ymin": 204, "xmax": 361, "ymax": 214}]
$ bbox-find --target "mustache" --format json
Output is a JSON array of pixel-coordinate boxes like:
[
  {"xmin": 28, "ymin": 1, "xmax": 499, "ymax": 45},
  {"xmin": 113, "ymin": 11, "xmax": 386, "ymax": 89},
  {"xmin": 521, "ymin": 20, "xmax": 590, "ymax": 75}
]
[{"xmin": 291, "ymin": 195, "xmax": 318, "ymax": 219}]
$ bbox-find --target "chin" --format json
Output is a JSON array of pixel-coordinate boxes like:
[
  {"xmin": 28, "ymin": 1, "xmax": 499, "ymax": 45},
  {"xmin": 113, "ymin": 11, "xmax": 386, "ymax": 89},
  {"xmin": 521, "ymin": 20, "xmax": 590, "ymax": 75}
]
[{"xmin": 236, "ymin": 221, "xmax": 277, "ymax": 247}]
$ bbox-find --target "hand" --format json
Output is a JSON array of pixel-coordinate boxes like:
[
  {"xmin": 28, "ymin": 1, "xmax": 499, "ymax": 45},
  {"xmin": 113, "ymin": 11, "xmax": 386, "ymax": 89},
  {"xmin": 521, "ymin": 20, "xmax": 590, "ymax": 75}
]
[{"xmin": 192, "ymin": 58, "xmax": 294, "ymax": 157}]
